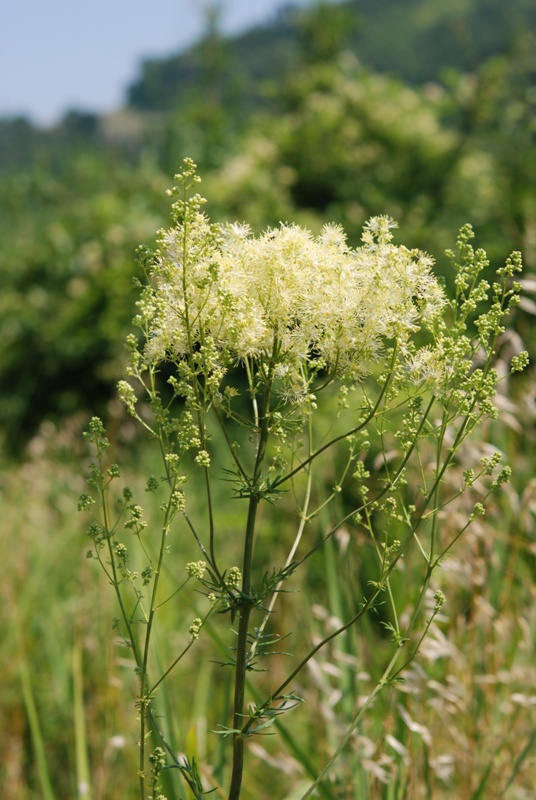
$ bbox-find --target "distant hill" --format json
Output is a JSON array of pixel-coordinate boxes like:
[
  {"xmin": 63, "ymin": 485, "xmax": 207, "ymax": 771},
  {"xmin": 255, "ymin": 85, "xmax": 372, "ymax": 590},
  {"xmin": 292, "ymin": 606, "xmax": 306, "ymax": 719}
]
[
  {"xmin": 2, "ymin": 0, "xmax": 535, "ymax": 175},
  {"xmin": 126, "ymin": 0, "xmax": 536, "ymax": 111}
]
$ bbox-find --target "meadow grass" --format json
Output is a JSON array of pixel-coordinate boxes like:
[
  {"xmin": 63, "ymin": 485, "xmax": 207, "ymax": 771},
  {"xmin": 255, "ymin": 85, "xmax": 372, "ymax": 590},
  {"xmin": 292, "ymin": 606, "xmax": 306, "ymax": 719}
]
[
  {"xmin": 3, "ymin": 182, "xmax": 535, "ymax": 797},
  {"xmin": 2, "ymin": 357, "xmax": 535, "ymax": 800}
]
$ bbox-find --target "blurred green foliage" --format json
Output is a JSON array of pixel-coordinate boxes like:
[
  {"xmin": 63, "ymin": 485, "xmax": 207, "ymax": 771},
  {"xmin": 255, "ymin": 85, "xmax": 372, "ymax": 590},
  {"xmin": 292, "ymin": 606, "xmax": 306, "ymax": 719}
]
[
  {"xmin": 0, "ymin": 0, "xmax": 535, "ymax": 454},
  {"xmin": 0, "ymin": 154, "xmax": 169, "ymax": 447},
  {"xmin": 1, "ymin": 3, "xmax": 536, "ymax": 797}
]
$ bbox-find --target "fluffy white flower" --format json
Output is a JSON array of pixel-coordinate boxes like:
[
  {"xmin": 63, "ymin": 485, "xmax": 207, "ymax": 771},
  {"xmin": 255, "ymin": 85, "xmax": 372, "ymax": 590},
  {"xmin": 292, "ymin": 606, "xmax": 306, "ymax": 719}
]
[{"xmin": 142, "ymin": 207, "xmax": 445, "ymax": 395}]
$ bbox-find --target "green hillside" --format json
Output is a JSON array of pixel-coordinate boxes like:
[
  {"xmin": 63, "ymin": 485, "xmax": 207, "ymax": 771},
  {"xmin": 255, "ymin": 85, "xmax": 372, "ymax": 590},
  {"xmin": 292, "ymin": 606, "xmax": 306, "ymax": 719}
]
[
  {"xmin": 2, "ymin": 0, "xmax": 536, "ymax": 173},
  {"xmin": 0, "ymin": 0, "xmax": 535, "ymax": 448},
  {"xmin": 126, "ymin": 0, "xmax": 536, "ymax": 112}
]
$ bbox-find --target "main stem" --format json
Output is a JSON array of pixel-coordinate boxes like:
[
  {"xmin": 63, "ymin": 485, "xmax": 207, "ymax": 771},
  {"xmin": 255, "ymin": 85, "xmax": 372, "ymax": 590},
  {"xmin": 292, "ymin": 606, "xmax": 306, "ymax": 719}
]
[
  {"xmin": 227, "ymin": 493, "xmax": 260, "ymax": 800},
  {"xmin": 228, "ymin": 369, "xmax": 273, "ymax": 800}
]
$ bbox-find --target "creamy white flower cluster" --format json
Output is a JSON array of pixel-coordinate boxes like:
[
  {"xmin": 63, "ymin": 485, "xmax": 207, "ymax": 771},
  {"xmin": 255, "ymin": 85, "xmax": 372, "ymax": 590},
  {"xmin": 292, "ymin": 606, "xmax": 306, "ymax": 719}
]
[{"xmin": 141, "ymin": 205, "xmax": 445, "ymax": 394}]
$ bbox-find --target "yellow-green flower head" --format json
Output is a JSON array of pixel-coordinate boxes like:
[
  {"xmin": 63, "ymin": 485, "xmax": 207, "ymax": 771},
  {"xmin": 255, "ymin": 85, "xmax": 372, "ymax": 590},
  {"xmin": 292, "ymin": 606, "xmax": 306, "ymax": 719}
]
[{"xmin": 142, "ymin": 204, "xmax": 445, "ymax": 392}]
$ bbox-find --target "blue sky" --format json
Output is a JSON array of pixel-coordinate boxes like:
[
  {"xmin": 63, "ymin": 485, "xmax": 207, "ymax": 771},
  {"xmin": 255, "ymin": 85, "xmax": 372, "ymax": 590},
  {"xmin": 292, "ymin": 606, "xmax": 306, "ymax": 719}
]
[{"xmin": 0, "ymin": 0, "xmax": 315, "ymax": 126}]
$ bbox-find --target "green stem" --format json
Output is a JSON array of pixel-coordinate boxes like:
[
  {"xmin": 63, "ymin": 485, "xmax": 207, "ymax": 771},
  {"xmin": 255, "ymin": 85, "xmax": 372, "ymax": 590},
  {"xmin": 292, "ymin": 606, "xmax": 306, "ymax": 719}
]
[
  {"xmin": 93, "ymin": 448, "xmax": 145, "ymax": 798},
  {"xmin": 297, "ymin": 644, "xmax": 406, "ymax": 800},
  {"xmin": 137, "ymin": 472, "xmax": 177, "ymax": 798},
  {"xmin": 228, "ymin": 351, "xmax": 275, "ymax": 800},
  {"xmin": 298, "ymin": 393, "xmax": 436, "ymax": 567},
  {"xmin": 240, "ymin": 579, "xmax": 388, "ymax": 740},
  {"xmin": 271, "ymin": 347, "xmax": 397, "ymax": 492},
  {"xmin": 250, "ymin": 413, "xmax": 315, "ymax": 660},
  {"xmin": 227, "ymin": 495, "xmax": 260, "ymax": 800}
]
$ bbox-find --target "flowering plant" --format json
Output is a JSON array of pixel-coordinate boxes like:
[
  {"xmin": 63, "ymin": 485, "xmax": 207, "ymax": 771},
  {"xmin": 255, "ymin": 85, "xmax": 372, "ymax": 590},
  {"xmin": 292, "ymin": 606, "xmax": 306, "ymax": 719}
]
[{"xmin": 81, "ymin": 158, "xmax": 527, "ymax": 800}]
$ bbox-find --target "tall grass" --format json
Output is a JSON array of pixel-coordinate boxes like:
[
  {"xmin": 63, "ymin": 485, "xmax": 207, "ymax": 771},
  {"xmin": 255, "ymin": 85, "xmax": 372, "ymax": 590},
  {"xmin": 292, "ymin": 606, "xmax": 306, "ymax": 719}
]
[{"xmin": 2, "ymin": 356, "xmax": 535, "ymax": 799}]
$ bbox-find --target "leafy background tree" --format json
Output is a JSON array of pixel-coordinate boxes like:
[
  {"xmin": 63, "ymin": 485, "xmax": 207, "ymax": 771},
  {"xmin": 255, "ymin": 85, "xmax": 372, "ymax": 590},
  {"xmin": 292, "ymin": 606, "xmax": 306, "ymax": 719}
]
[{"xmin": 1, "ymin": 0, "xmax": 535, "ymax": 451}]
